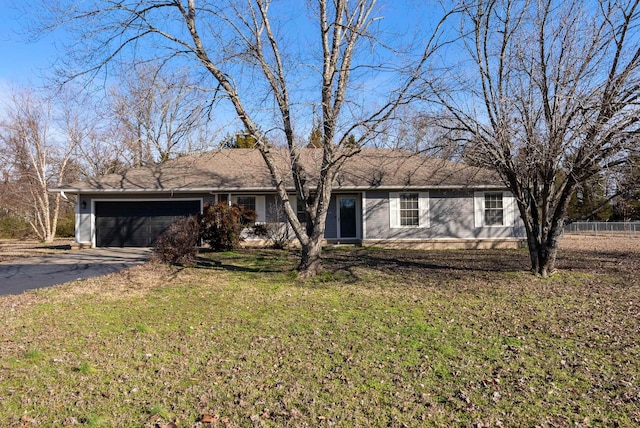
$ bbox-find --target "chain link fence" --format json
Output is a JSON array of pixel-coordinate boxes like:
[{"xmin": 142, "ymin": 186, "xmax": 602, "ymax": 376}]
[{"xmin": 564, "ymin": 221, "xmax": 640, "ymax": 235}]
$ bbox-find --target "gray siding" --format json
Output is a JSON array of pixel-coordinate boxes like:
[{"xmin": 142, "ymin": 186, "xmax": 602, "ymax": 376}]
[
  {"xmin": 76, "ymin": 189, "xmax": 524, "ymax": 246},
  {"xmin": 257, "ymin": 194, "xmax": 352, "ymax": 240},
  {"xmin": 263, "ymin": 194, "xmax": 357, "ymax": 240},
  {"xmin": 324, "ymin": 196, "xmax": 338, "ymax": 239},
  {"xmin": 364, "ymin": 190, "xmax": 523, "ymax": 240},
  {"xmin": 76, "ymin": 194, "xmax": 93, "ymax": 244}
]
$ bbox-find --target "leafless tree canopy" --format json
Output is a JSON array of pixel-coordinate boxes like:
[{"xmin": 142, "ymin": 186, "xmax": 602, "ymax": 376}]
[
  {"xmin": 108, "ymin": 64, "xmax": 214, "ymax": 165},
  {"xmin": 432, "ymin": 0, "xmax": 640, "ymax": 276},
  {"xmin": 382, "ymin": 108, "xmax": 464, "ymax": 159},
  {"xmin": 0, "ymin": 89, "xmax": 79, "ymax": 242}
]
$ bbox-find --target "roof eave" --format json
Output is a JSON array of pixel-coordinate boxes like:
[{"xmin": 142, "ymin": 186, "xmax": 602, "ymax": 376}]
[
  {"xmin": 51, "ymin": 183, "xmax": 507, "ymax": 194},
  {"xmin": 49, "ymin": 187, "xmax": 283, "ymax": 194}
]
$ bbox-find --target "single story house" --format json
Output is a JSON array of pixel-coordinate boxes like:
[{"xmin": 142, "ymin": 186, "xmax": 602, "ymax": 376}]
[{"xmin": 53, "ymin": 148, "xmax": 526, "ymax": 248}]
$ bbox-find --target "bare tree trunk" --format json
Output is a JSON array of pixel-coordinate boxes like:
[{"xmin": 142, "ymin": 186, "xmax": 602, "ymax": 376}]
[
  {"xmin": 297, "ymin": 177, "xmax": 332, "ymax": 277},
  {"xmin": 529, "ymin": 228, "xmax": 563, "ymax": 277},
  {"xmin": 518, "ymin": 190, "xmax": 570, "ymax": 277},
  {"xmin": 299, "ymin": 237, "xmax": 323, "ymax": 278},
  {"xmin": 0, "ymin": 88, "xmax": 80, "ymax": 243}
]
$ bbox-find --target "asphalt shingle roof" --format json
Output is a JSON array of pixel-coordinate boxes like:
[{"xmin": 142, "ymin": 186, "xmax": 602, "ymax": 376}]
[{"xmin": 58, "ymin": 148, "xmax": 504, "ymax": 193}]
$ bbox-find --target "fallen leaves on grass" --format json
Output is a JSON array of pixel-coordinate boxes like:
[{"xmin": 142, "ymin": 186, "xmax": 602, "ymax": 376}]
[{"xmin": 0, "ymin": 236, "xmax": 638, "ymax": 426}]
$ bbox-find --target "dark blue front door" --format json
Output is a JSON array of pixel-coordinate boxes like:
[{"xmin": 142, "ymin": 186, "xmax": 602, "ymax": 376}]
[{"xmin": 338, "ymin": 196, "xmax": 357, "ymax": 238}]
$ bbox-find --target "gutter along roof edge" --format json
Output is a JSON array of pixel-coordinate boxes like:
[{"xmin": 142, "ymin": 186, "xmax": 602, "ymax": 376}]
[{"xmin": 50, "ymin": 184, "xmax": 508, "ymax": 194}]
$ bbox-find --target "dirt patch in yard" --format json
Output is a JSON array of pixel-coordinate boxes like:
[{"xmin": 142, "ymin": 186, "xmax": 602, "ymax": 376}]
[
  {"xmin": 319, "ymin": 235, "xmax": 639, "ymax": 283},
  {"xmin": 557, "ymin": 234, "xmax": 639, "ymax": 276},
  {"xmin": 560, "ymin": 233, "xmax": 640, "ymax": 253}
]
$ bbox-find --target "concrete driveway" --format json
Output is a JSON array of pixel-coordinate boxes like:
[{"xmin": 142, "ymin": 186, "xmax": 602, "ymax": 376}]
[{"xmin": 0, "ymin": 248, "xmax": 152, "ymax": 296}]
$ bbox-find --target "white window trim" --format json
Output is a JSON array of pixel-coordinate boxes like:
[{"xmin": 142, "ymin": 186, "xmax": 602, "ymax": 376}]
[
  {"xmin": 474, "ymin": 191, "xmax": 515, "ymax": 228},
  {"xmin": 231, "ymin": 195, "xmax": 266, "ymax": 223},
  {"xmin": 389, "ymin": 192, "xmax": 430, "ymax": 228},
  {"xmin": 362, "ymin": 191, "xmax": 367, "ymax": 240}
]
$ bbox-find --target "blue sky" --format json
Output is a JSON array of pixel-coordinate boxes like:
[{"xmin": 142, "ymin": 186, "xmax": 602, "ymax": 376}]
[
  {"xmin": 0, "ymin": 1, "xmax": 436, "ymax": 87},
  {"xmin": 0, "ymin": 0, "xmax": 445, "ymax": 137},
  {"xmin": 0, "ymin": 3, "xmax": 64, "ymax": 87}
]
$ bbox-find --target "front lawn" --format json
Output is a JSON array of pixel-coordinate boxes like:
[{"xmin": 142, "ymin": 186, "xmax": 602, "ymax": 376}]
[{"xmin": 1, "ymin": 241, "xmax": 638, "ymax": 427}]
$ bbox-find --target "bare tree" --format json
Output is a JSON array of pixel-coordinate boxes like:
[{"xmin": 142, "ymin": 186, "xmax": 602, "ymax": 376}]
[
  {"xmin": 74, "ymin": 128, "xmax": 129, "ymax": 178},
  {"xmin": 108, "ymin": 63, "xmax": 213, "ymax": 165},
  {"xmin": 432, "ymin": 0, "xmax": 640, "ymax": 276},
  {"xmin": 31, "ymin": 0, "xmax": 453, "ymax": 277},
  {"xmin": 53, "ymin": 90, "xmax": 126, "ymax": 180},
  {"xmin": 386, "ymin": 108, "xmax": 463, "ymax": 159},
  {"xmin": 0, "ymin": 89, "xmax": 78, "ymax": 242},
  {"xmin": 612, "ymin": 155, "xmax": 640, "ymax": 220}
]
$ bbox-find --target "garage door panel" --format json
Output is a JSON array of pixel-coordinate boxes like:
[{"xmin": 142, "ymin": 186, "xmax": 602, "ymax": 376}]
[
  {"xmin": 148, "ymin": 219, "xmax": 179, "ymax": 240},
  {"xmin": 95, "ymin": 201, "xmax": 200, "ymax": 247},
  {"xmin": 96, "ymin": 226, "xmax": 136, "ymax": 247}
]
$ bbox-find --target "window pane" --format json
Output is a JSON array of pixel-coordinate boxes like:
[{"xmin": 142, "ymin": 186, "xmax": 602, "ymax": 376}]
[
  {"xmin": 484, "ymin": 193, "xmax": 504, "ymax": 225},
  {"xmin": 399, "ymin": 193, "xmax": 419, "ymax": 226},
  {"xmin": 236, "ymin": 196, "xmax": 256, "ymax": 212},
  {"xmin": 485, "ymin": 209, "xmax": 504, "ymax": 225}
]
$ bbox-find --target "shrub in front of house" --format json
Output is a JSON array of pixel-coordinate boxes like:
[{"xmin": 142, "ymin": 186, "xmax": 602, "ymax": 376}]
[
  {"xmin": 198, "ymin": 202, "xmax": 257, "ymax": 251},
  {"xmin": 153, "ymin": 216, "xmax": 200, "ymax": 266},
  {"xmin": 154, "ymin": 202, "xmax": 259, "ymax": 265},
  {"xmin": 249, "ymin": 222, "xmax": 290, "ymax": 249}
]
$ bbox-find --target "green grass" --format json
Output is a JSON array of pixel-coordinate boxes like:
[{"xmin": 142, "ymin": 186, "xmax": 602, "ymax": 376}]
[
  {"xmin": 76, "ymin": 361, "xmax": 96, "ymax": 375},
  {"xmin": 25, "ymin": 349, "xmax": 43, "ymax": 361},
  {"xmin": 0, "ymin": 247, "xmax": 638, "ymax": 427}
]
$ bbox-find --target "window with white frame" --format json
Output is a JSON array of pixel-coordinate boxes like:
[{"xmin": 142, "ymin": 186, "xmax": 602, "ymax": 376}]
[
  {"xmin": 474, "ymin": 191, "xmax": 514, "ymax": 227},
  {"xmin": 231, "ymin": 195, "xmax": 266, "ymax": 222},
  {"xmin": 389, "ymin": 192, "xmax": 430, "ymax": 228},
  {"xmin": 484, "ymin": 193, "xmax": 504, "ymax": 226},
  {"xmin": 235, "ymin": 196, "xmax": 256, "ymax": 212},
  {"xmin": 400, "ymin": 193, "xmax": 420, "ymax": 226}
]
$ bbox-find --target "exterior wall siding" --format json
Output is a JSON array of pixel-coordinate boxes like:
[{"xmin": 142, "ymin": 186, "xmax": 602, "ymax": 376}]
[
  {"xmin": 324, "ymin": 195, "xmax": 338, "ymax": 239},
  {"xmin": 364, "ymin": 190, "xmax": 524, "ymax": 241},
  {"xmin": 77, "ymin": 189, "xmax": 524, "ymax": 247},
  {"xmin": 76, "ymin": 194, "xmax": 93, "ymax": 245},
  {"xmin": 261, "ymin": 193, "xmax": 359, "ymax": 240}
]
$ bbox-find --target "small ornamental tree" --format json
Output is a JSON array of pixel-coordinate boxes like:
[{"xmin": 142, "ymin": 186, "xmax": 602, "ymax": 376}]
[{"xmin": 198, "ymin": 202, "xmax": 257, "ymax": 251}]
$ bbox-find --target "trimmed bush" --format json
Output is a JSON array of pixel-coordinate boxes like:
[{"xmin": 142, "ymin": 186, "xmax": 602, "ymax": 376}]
[{"xmin": 153, "ymin": 216, "xmax": 200, "ymax": 265}]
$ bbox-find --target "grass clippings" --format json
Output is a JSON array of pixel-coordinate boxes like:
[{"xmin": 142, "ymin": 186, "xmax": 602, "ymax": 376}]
[{"xmin": 0, "ymin": 237, "xmax": 638, "ymax": 427}]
